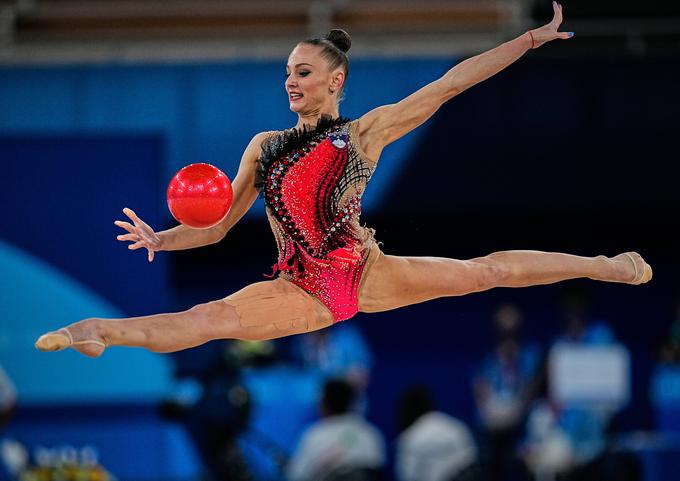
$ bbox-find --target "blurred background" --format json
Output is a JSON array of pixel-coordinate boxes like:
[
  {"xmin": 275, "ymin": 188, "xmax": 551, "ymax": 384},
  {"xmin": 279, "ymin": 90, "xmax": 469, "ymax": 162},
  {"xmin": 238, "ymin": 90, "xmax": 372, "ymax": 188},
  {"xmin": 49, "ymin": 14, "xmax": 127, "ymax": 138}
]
[{"xmin": 1, "ymin": 0, "xmax": 679, "ymax": 480}]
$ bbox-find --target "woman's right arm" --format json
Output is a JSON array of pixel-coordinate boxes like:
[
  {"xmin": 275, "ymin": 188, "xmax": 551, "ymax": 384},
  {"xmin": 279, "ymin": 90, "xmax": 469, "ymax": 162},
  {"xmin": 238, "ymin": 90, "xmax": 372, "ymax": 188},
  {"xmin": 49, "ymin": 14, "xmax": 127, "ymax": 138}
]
[{"xmin": 116, "ymin": 131, "xmax": 270, "ymax": 261}]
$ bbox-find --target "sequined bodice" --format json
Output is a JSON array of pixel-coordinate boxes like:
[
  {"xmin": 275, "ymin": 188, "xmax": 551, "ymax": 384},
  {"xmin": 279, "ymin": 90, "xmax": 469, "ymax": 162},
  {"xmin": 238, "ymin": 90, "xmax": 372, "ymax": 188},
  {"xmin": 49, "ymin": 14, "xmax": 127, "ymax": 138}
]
[{"xmin": 255, "ymin": 116, "xmax": 376, "ymax": 279}]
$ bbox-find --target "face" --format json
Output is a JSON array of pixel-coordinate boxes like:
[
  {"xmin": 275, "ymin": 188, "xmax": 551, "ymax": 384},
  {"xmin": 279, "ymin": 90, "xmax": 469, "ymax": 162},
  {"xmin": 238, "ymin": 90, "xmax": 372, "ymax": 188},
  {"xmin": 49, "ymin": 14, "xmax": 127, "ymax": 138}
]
[{"xmin": 285, "ymin": 43, "xmax": 344, "ymax": 114}]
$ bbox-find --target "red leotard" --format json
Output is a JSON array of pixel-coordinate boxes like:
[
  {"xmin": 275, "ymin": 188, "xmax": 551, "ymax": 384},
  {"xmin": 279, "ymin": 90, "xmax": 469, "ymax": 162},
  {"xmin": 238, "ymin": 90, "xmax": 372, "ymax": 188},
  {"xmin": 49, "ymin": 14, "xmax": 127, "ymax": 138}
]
[{"xmin": 255, "ymin": 116, "xmax": 378, "ymax": 322}]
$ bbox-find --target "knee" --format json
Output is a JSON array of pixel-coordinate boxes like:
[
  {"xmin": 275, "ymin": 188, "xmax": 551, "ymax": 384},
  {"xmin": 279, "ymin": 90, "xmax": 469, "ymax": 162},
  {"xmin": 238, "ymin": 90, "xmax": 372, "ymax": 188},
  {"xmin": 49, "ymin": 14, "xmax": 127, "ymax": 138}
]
[
  {"xmin": 471, "ymin": 258, "xmax": 511, "ymax": 290},
  {"xmin": 188, "ymin": 300, "xmax": 240, "ymax": 340}
]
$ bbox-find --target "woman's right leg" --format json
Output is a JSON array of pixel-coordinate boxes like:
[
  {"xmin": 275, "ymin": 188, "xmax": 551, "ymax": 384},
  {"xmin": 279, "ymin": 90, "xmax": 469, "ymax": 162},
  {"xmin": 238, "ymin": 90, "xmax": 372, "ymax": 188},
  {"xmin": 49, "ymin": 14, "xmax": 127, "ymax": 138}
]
[{"xmin": 35, "ymin": 278, "xmax": 335, "ymax": 357}]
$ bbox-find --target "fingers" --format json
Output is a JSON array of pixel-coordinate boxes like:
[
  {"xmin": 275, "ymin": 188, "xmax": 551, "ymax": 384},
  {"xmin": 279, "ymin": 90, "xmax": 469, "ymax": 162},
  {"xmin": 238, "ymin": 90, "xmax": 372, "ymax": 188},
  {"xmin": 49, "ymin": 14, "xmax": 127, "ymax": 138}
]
[
  {"xmin": 119, "ymin": 207, "xmax": 157, "ymax": 262},
  {"xmin": 114, "ymin": 220, "xmax": 136, "ymax": 234},
  {"xmin": 117, "ymin": 233, "xmax": 139, "ymax": 242},
  {"xmin": 548, "ymin": 2, "xmax": 573, "ymax": 41},
  {"xmin": 551, "ymin": 1, "xmax": 562, "ymax": 27},
  {"xmin": 123, "ymin": 207, "xmax": 141, "ymax": 225},
  {"xmin": 126, "ymin": 239, "xmax": 156, "ymax": 262},
  {"xmin": 123, "ymin": 207, "xmax": 154, "ymax": 232}
]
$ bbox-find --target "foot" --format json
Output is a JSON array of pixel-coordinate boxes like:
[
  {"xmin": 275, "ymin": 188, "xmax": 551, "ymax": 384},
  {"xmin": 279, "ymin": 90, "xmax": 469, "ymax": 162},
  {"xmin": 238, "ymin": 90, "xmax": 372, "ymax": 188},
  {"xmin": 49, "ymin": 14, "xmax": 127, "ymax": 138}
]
[
  {"xmin": 599, "ymin": 252, "xmax": 653, "ymax": 285},
  {"xmin": 35, "ymin": 323, "xmax": 107, "ymax": 358}
]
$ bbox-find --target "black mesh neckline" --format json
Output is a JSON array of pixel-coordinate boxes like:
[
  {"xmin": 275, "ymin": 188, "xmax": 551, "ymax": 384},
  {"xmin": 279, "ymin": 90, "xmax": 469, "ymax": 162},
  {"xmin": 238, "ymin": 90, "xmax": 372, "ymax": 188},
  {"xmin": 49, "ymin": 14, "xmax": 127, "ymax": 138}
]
[{"xmin": 255, "ymin": 115, "xmax": 351, "ymax": 192}]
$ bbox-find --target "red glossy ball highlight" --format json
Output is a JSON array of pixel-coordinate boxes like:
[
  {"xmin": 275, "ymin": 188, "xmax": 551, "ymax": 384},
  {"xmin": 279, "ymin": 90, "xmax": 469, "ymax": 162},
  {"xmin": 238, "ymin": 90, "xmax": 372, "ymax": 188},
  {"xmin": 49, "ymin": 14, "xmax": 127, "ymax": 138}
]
[{"xmin": 167, "ymin": 163, "xmax": 233, "ymax": 229}]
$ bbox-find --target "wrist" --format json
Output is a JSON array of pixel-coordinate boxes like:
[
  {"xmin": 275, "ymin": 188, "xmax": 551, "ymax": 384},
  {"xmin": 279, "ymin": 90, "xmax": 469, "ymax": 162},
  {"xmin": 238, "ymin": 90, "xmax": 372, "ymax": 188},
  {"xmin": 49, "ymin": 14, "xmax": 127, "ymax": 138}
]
[
  {"xmin": 527, "ymin": 30, "xmax": 536, "ymax": 49},
  {"xmin": 156, "ymin": 231, "xmax": 168, "ymax": 251}
]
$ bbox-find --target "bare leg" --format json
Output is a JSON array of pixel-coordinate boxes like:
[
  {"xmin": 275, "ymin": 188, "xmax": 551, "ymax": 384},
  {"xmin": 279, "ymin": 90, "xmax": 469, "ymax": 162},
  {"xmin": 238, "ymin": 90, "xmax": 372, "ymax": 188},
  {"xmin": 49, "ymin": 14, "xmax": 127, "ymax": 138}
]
[
  {"xmin": 470, "ymin": 250, "xmax": 652, "ymax": 287},
  {"xmin": 35, "ymin": 278, "xmax": 334, "ymax": 357},
  {"xmin": 34, "ymin": 311, "xmax": 207, "ymax": 358},
  {"xmin": 358, "ymin": 249, "xmax": 651, "ymax": 313}
]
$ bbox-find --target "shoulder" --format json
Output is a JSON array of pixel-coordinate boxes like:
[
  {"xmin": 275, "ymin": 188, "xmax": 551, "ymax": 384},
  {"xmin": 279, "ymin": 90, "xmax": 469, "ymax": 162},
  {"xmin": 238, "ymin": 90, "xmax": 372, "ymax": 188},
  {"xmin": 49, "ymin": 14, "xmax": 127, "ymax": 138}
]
[
  {"xmin": 251, "ymin": 130, "xmax": 280, "ymax": 148},
  {"xmin": 348, "ymin": 415, "xmax": 384, "ymax": 439},
  {"xmin": 242, "ymin": 130, "xmax": 280, "ymax": 163},
  {"xmin": 400, "ymin": 412, "xmax": 469, "ymax": 445},
  {"xmin": 300, "ymin": 418, "xmax": 337, "ymax": 442}
]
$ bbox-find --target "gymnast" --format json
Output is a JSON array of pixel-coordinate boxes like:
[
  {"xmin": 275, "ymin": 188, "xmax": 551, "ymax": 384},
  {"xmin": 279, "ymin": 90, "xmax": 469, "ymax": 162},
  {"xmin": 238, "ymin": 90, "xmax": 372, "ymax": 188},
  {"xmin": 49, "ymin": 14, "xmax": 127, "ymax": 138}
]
[{"xmin": 36, "ymin": 2, "xmax": 651, "ymax": 358}]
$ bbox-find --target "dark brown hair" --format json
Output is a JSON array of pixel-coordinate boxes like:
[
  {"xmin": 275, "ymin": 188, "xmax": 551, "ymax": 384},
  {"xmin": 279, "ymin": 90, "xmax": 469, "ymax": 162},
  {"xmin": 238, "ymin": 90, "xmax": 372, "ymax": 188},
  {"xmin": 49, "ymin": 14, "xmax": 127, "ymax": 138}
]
[{"xmin": 300, "ymin": 29, "xmax": 351, "ymax": 99}]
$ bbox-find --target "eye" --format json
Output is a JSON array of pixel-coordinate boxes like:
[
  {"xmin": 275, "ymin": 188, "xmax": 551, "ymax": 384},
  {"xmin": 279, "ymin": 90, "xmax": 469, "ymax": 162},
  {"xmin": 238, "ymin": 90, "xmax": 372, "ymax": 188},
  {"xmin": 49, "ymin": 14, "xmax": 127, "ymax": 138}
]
[
  {"xmin": 285, "ymin": 72, "xmax": 291, "ymax": 78},
  {"xmin": 299, "ymin": 71, "xmax": 310, "ymax": 77}
]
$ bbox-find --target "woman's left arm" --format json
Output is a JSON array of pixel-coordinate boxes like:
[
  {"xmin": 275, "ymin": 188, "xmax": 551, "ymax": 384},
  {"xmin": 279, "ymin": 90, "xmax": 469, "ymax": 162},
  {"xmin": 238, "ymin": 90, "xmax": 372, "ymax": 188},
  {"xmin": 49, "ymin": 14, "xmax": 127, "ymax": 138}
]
[{"xmin": 355, "ymin": 1, "xmax": 572, "ymax": 161}]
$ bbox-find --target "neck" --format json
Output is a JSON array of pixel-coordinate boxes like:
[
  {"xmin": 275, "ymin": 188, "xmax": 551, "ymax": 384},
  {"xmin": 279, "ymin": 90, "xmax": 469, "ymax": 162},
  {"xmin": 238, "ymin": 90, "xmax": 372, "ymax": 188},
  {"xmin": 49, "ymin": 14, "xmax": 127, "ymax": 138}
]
[{"xmin": 295, "ymin": 106, "xmax": 340, "ymax": 129}]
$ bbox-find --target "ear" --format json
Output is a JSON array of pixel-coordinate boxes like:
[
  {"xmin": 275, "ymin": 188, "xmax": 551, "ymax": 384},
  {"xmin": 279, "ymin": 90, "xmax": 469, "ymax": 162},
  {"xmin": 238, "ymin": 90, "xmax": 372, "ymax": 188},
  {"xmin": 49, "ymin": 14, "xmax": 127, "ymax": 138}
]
[{"xmin": 329, "ymin": 70, "xmax": 345, "ymax": 94}]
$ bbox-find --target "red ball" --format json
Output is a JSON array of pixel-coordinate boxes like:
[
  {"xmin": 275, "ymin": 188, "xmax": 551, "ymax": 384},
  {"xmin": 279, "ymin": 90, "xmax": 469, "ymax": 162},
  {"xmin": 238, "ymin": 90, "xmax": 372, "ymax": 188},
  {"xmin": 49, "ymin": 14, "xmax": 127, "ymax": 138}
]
[{"xmin": 167, "ymin": 163, "xmax": 233, "ymax": 229}]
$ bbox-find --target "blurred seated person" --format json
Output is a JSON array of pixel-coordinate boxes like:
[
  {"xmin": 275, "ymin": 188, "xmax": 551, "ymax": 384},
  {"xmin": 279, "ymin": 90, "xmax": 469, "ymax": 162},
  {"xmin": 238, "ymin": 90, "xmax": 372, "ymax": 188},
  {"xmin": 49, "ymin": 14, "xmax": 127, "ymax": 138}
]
[
  {"xmin": 521, "ymin": 290, "xmax": 638, "ymax": 481},
  {"xmin": 521, "ymin": 400, "xmax": 639, "ymax": 481},
  {"xmin": 287, "ymin": 379, "xmax": 385, "ymax": 481},
  {"xmin": 521, "ymin": 400, "xmax": 601, "ymax": 478},
  {"xmin": 396, "ymin": 386, "xmax": 478, "ymax": 481},
  {"xmin": 473, "ymin": 304, "xmax": 541, "ymax": 481},
  {"xmin": 292, "ymin": 322, "xmax": 373, "ymax": 393},
  {"xmin": 555, "ymin": 287, "xmax": 614, "ymax": 346},
  {"xmin": 163, "ymin": 341, "xmax": 252, "ymax": 481}
]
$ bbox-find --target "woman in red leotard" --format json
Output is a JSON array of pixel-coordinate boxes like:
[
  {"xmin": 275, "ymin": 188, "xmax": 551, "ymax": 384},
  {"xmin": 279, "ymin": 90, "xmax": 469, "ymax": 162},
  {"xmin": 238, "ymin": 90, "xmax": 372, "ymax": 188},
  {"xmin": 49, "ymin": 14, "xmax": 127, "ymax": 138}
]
[{"xmin": 36, "ymin": 2, "xmax": 651, "ymax": 357}]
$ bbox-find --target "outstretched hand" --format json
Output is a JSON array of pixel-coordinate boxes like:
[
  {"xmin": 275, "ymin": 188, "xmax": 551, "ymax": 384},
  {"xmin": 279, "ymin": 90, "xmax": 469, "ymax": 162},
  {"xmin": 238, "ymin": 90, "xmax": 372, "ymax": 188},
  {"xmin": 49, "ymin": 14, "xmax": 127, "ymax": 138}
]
[
  {"xmin": 530, "ymin": 1, "xmax": 573, "ymax": 49},
  {"xmin": 115, "ymin": 208, "xmax": 161, "ymax": 262}
]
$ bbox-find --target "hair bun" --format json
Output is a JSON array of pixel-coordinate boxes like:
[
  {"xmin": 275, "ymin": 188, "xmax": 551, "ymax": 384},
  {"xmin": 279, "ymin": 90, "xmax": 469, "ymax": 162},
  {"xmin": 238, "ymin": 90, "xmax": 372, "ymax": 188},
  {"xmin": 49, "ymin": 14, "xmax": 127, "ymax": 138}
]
[{"xmin": 325, "ymin": 29, "xmax": 351, "ymax": 53}]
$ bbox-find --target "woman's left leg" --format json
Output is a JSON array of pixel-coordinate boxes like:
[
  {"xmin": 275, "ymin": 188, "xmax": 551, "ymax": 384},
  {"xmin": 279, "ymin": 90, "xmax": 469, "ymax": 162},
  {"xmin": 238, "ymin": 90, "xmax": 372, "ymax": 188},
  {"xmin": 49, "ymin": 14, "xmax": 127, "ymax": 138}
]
[{"xmin": 358, "ymin": 248, "xmax": 651, "ymax": 313}]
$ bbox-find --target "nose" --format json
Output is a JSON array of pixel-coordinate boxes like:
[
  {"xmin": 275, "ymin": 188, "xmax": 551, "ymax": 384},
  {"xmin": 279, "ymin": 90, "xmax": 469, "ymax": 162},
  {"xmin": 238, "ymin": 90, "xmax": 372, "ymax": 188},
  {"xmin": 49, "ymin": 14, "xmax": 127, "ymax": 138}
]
[{"xmin": 285, "ymin": 75, "xmax": 297, "ymax": 90}]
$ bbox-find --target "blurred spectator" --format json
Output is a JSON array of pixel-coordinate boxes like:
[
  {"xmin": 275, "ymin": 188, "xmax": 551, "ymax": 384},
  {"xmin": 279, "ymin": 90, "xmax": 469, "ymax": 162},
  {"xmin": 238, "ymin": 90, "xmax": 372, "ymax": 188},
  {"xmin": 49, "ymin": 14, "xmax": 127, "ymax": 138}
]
[
  {"xmin": 521, "ymin": 400, "xmax": 573, "ymax": 476},
  {"xmin": 286, "ymin": 379, "xmax": 385, "ymax": 481},
  {"xmin": 162, "ymin": 341, "xmax": 253, "ymax": 481},
  {"xmin": 522, "ymin": 400, "xmax": 611, "ymax": 479},
  {"xmin": 293, "ymin": 323, "xmax": 373, "ymax": 393},
  {"xmin": 546, "ymin": 288, "xmax": 619, "ymax": 468},
  {"xmin": 521, "ymin": 289, "xmax": 639, "ymax": 481},
  {"xmin": 473, "ymin": 304, "xmax": 541, "ymax": 481},
  {"xmin": 522, "ymin": 401, "xmax": 639, "ymax": 481},
  {"xmin": 554, "ymin": 288, "xmax": 614, "ymax": 346},
  {"xmin": 396, "ymin": 385, "xmax": 478, "ymax": 481},
  {"xmin": 293, "ymin": 322, "xmax": 374, "ymax": 417}
]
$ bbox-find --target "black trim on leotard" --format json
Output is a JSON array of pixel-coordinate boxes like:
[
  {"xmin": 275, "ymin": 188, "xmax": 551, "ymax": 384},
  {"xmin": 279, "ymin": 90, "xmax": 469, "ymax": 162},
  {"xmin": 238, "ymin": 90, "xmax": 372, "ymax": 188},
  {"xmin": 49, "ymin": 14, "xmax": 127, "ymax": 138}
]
[{"xmin": 254, "ymin": 115, "xmax": 351, "ymax": 194}]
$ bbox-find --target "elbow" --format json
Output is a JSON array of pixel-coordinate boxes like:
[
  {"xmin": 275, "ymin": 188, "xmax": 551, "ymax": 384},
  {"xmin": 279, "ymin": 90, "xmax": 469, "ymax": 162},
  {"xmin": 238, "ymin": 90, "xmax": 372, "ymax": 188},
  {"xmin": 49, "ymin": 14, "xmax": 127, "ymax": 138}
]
[
  {"xmin": 444, "ymin": 82, "xmax": 465, "ymax": 101},
  {"xmin": 211, "ymin": 222, "xmax": 230, "ymax": 244},
  {"xmin": 212, "ymin": 206, "xmax": 241, "ymax": 242},
  {"xmin": 442, "ymin": 71, "xmax": 467, "ymax": 100},
  {"xmin": 213, "ymin": 227, "xmax": 228, "ymax": 243}
]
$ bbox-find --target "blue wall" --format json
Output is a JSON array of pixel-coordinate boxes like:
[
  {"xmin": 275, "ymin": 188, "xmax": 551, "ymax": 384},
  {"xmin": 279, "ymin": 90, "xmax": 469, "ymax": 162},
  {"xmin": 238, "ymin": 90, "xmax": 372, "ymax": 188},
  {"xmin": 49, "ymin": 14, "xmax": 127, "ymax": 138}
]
[
  {"xmin": 0, "ymin": 59, "xmax": 455, "ymax": 218},
  {"xmin": 0, "ymin": 136, "xmax": 174, "ymax": 403}
]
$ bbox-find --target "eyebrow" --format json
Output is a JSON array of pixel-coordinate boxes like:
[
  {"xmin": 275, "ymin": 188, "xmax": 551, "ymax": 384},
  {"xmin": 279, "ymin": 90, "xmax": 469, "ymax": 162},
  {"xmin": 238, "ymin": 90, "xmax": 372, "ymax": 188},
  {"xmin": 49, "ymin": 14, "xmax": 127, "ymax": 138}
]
[{"xmin": 286, "ymin": 63, "xmax": 314, "ymax": 69}]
